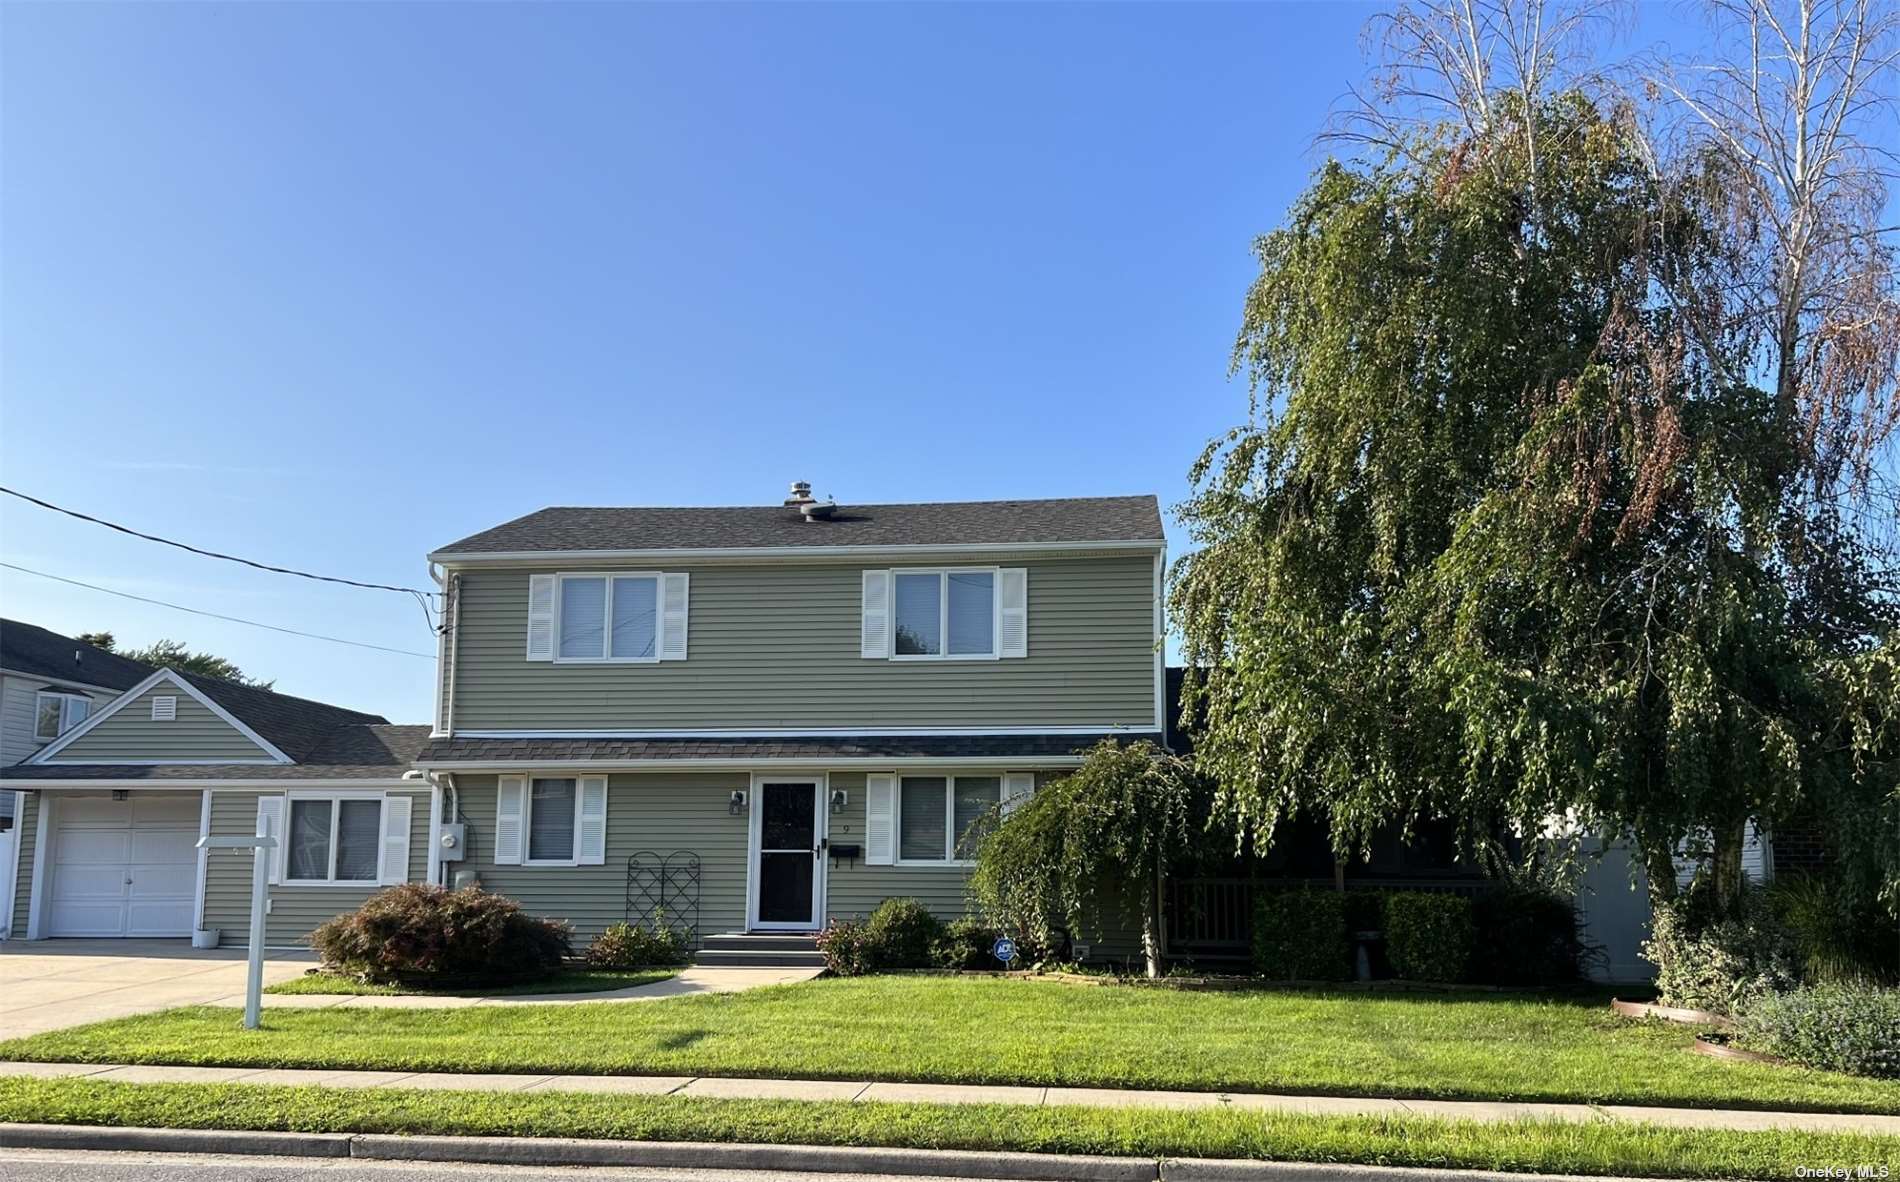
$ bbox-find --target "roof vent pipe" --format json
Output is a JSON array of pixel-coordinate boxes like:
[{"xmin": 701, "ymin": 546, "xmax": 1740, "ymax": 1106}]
[{"xmin": 783, "ymin": 481, "xmax": 815, "ymax": 508}]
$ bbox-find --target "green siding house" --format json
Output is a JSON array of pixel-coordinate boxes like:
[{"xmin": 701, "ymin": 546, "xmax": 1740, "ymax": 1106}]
[{"xmin": 2, "ymin": 489, "xmax": 1166, "ymax": 960}]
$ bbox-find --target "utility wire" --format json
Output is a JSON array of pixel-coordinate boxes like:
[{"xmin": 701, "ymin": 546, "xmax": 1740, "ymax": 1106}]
[
  {"xmin": 0, "ymin": 562, "xmax": 437, "ymax": 660},
  {"xmin": 1, "ymin": 486, "xmax": 439, "ymax": 600}
]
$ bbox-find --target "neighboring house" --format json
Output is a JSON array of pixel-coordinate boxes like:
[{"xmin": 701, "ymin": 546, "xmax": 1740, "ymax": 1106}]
[
  {"xmin": 0, "ymin": 621, "xmax": 159, "ymax": 829},
  {"xmin": 0, "ymin": 664, "xmax": 430, "ymax": 944},
  {"xmin": 1, "ymin": 487, "xmax": 1167, "ymax": 959}
]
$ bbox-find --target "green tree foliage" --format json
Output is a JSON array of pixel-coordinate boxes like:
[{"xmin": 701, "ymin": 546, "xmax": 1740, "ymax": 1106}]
[
  {"xmin": 1170, "ymin": 88, "xmax": 1900, "ymax": 916},
  {"xmin": 970, "ymin": 740, "xmax": 1206, "ymax": 977},
  {"xmin": 82, "ymin": 631, "xmax": 272, "ymax": 688}
]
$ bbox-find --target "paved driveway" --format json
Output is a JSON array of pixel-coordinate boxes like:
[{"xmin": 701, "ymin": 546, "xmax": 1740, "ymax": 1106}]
[{"xmin": 0, "ymin": 940, "xmax": 315, "ymax": 1039}]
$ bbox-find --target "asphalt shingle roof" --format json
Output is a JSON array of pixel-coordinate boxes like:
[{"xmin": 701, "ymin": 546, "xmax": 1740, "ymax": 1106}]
[
  {"xmin": 3, "ymin": 723, "xmax": 434, "ymax": 781},
  {"xmin": 173, "ymin": 671, "xmax": 388, "ymax": 762},
  {"xmin": 432, "ymin": 495, "xmax": 1165, "ymax": 557},
  {"xmin": 0, "ymin": 619, "xmax": 157, "ymax": 693},
  {"xmin": 417, "ymin": 731, "xmax": 1160, "ymax": 765}
]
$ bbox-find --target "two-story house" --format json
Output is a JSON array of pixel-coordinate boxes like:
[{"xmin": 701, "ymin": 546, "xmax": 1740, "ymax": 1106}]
[
  {"xmin": 1, "ymin": 489, "xmax": 1165, "ymax": 960},
  {"xmin": 0, "ymin": 622, "xmax": 159, "ymax": 827},
  {"xmin": 417, "ymin": 487, "xmax": 1166, "ymax": 960}
]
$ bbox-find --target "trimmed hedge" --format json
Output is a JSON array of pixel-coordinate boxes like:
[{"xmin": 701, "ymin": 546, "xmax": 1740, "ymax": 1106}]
[
  {"xmin": 1739, "ymin": 983, "xmax": 1900, "ymax": 1078},
  {"xmin": 310, "ymin": 884, "xmax": 570, "ymax": 987},
  {"xmin": 1252, "ymin": 888, "xmax": 1351, "ymax": 980},
  {"xmin": 1469, "ymin": 887, "xmax": 1586, "ymax": 985},
  {"xmin": 1383, "ymin": 892, "xmax": 1475, "ymax": 983}
]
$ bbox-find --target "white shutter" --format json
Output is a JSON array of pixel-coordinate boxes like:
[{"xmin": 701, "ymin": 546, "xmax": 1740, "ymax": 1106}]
[
  {"xmin": 999, "ymin": 568, "xmax": 1028, "ymax": 658},
  {"xmin": 865, "ymin": 773, "xmax": 895, "ymax": 865},
  {"xmin": 577, "ymin": 776, "xmax": 608, "ymax": 865},
  {"xmin": 254, "ymin": 795, "xmax": 285, "ymax": 885},
  {"xmin": 1003, "ymin": 772, "xmax": 1036, "ymax": 815},
  {"xmin": 494, "ymin": 776, "xmax": 527, "ymax": 865},
  {"xmin": 660, "ymin": 573, "xmax": 690, "ymax": 661},
  {"xmin": 525, "ymin": 574, "xmax": 557, "ymax": 661},
  {"xmin": 379, "ymin": 795, "xmax": 414, "ymax": 885},
  {"xmin": 861, "ymin": 570, "xmax": 891, "ymax": 659}
]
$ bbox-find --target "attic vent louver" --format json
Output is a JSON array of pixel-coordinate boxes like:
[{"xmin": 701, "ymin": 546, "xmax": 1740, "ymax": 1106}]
[{"xmin": 151, "ymin": 695, "xmax": 177, "ymax": 722}]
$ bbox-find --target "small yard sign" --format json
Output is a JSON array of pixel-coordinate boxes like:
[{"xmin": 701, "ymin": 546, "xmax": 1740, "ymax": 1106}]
[{"xmin": 992, "ymin": 936, "xmax": 1018, "ymax": 966}]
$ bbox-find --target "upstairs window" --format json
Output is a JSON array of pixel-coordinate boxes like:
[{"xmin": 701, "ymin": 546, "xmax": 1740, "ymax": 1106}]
[
  {"xmin": 527, "ymin": 572, "xmax": 688, "ymax": 663},
  {"xmin": 34, "ymin": 691, "xmax": 90, "ymax": 742},
  {"xmin": 557, "ymin": 574, "xmax": 658, "ymax": 661},
  {"xmin": 894, "ymin": 570, "xmax": 996, "ymax": 658}
]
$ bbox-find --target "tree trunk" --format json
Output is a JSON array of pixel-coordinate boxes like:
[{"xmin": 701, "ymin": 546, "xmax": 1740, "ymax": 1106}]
[
  {"xmin": 1642, "ymin": 840, "xmax": 1679, "ymax": 911},
  {"xmin": 1142, "ymin": 857, "xmax": 1163, "ymax": 979},
  {"xmin": 1711, "ymin": 818, "xmax": 1749, "ymax": 917}
]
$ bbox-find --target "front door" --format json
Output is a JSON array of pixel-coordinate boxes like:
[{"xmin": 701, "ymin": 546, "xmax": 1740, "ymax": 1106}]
[{"xmin": 751, "ymin": 778, "xmax": 822, "ymax": 930}]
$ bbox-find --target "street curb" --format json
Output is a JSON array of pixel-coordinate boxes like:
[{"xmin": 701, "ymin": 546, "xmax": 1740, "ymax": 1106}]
[
  {"xmin": 0, "ymin": 1122, "xmax": 352, "ymax": 1159},
  {"xmin": 352, "ymin": 1132, "xmax": 1156, "ymax": 1180},
  {"xmin": 1159, "ymin": 1163, "xmax": 1638, "ymax": 1182}
]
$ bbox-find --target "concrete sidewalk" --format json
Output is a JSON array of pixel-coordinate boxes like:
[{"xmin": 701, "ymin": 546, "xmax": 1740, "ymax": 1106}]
[{"xmin": 2, "ymin": 1060, "xmax": 1894, "ymax": 1136}]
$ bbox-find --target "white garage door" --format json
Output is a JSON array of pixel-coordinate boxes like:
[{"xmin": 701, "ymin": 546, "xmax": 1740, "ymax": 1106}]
[{"xmin": 48, "ymin": 794, "xmax": 199, "ymax": 938}]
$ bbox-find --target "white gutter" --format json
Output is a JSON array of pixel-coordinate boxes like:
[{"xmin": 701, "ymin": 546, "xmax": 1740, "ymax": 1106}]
[
  {"xmin": 414, "ymin": 755, "xmax": 1092, "ymax": 772},
  {"xmin": 0, "ymin": 778, "xmax": 429, "ymax": 790}
]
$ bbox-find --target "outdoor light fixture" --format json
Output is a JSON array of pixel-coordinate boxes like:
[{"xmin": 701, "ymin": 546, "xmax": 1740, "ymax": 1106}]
[
  {"xmin": 728, "ymin": 790, "xmax": 747, "ymax": 816},
  {"xmin": 830, "ymin": 788, "xmax": 848, "ymax": 814}
]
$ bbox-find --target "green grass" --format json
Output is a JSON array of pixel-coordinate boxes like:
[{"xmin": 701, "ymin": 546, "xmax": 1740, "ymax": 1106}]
[
  {"xmin": 5, "ymin": 977, "xmax": 1896, "ymax": 1114},
  {"xmin": 2, "ymin": 1076, "xmax": 1892, "ymax": 1180},
  {"xmin": 264, "ymin": 968, "xmax": 676, "ymax": 997}
]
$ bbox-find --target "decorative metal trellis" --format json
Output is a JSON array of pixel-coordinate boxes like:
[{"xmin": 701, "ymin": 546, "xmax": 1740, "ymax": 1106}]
[{"xmin": 624, "ymin": 851, "xmax": 701, "ymax": 945}]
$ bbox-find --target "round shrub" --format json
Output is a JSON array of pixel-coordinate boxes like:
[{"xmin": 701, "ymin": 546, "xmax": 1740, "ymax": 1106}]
[
  {"xmin": 1644, "ymin": 883, "xmax": 1799, "ymax": 1014},
  {"xmin": 1252, "ymin": 888, "xmax": 1350, "ymax": 981},
  {"xmin": 1383, "ymin": 892, "xmax": 1475, "ymax": 983},
  {"xmin": 1739, "ymin": 983, "xmax": 1900, "ymax": 1078},
  {"xmin": 815, "ymin": 917, "xmax": 874, "ymax": 976},
  {"xmin": 586, "ymin": 920, "xmax": 689, "ymax": 968},
  {"xmin": 815, "ymin": 898, "xmax": 945, "ymax": 975},
  {"xmin": 310, "ymin": 884, "xmax": 571, "ymax": 987}
]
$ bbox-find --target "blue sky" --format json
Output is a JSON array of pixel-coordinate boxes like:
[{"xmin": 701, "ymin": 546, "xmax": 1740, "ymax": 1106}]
[{"xmin": 2, "ymin": 2, "xmax": 1720, "ymax": 722}]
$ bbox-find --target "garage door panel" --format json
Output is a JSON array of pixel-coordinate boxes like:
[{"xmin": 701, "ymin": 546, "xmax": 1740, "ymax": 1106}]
[
  {"xmin": 53, "ymin": 828, "xmax": 131, "ymax": 865},
  {"xmin": 130, "ymin": 828, "xmax": 196, "ymax": 863},
  {"xmin": 127, "ymin": 898, "xmax": 195, "ymax": 937},
  {"xmin": 134, "ymin": 797, "xmax": 200, "ymax": 826},
  {"xmin": 57, "ymin": 797, "xmax": 134, "ymax": 826},
  {"xmin": 46, "ymin": 901, "xmax": 128, "ymax": 936},
  {"xmin": 131, "ymin": 862, "xmax": 196, "ymax": 896},
  {"xmin": 51, "ymin": 862, "xmax": 128, "ymax": 900}
]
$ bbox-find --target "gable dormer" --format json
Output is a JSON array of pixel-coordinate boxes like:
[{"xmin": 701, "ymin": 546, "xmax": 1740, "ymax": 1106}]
[{"xmin": 28, "ymin": 669, "xmax": 289, "ymax": 765}]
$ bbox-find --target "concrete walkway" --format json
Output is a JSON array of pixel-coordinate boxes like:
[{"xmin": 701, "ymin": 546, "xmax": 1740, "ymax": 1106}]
[{"xmin": 1, "ymin": 1060, "xmax": 1893, "ymax": 1136}]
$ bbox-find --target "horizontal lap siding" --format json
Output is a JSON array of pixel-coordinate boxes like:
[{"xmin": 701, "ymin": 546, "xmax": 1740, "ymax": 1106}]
[
  {"xmin": 451, "ymin": 772, "xmax": 749, "ymax": 944},
  {"xmin": 10, "ymin": 794, "xmax": 37, "ymax": 937},
  {"xmin": 450, "ymin": 556, "xmax": 1157, "ymax": 731},
  {"xmin": 54, "ymin": 686, "xmax": 270, "ymax": 762},
  {"xmin": 203, "ymin": 789, "xmax": 431, "ymax": 949}
]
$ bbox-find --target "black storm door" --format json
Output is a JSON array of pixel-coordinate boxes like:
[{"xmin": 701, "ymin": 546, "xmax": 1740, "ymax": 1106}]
[{"xmin": 754, "ymin": 781, "xmax": 818, "ymax": 928}]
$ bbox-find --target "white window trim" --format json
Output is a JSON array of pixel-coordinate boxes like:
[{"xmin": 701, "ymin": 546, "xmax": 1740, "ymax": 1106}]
[
  {"xmin": 888, "ymin": 567, "xmax": 1000, "ymax": 662},
  {"xmin": 553, "ymin": 571, "xmax": 662, "ymax": 664},
  {"xmin": 523, "ymin": 775, "xmax": 581, "ymax": 866},
  {"xmin": 280, "ymin": 790, "xmax": 387, "ymax": 887},
  {"xmin": 894, "ymin": 771, "xmax": 1003, "ymax": 867},
  {"xmin": 33, "ymin": 691, "xmax": 91, "ymax": 742}
]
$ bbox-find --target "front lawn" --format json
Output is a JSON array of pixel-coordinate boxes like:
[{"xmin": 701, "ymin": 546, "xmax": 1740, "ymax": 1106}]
[
  {"xmin": 2, "ymin": 1076, "xmax": 1892, "ymax": 1180},
  {"xmin": 265, "ymin": 968, "xmax": 676, "ymax": 997},
  {"xmin": 5, "ymin": 977, "xmax": 1896, "ymax": 1114}
]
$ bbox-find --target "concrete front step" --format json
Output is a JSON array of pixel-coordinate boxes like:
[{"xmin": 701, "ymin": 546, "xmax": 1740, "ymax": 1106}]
[{"xmin": 694, "ymin": 933, "xmax": 825, "ymax": 968}]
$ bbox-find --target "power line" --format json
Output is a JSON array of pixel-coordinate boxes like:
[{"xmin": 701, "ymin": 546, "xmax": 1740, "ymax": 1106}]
[
  {"xmin": 0, "ymin": 562, "xmax": 437, "ymax": 660},
  {"xmin": 0, "ymin": 486, "xmax": 438, "ymax": 599}
]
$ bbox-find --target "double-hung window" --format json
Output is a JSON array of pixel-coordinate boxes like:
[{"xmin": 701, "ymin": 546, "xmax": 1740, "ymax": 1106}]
[
  {"xmin": 557, "ymin": 573, "xmax": 659, "ymax": 662},
  {"xmin": 33, "ymin": 691, "xmax": 90, "ymax": 742},
  {"xmin": 285, "ymin": 796, "xmax": 384, "ymax": 884},
  {"xmin": 897, "ymin": 774, "xmax": 1002, "ymax": 864},
  {"xmin": 893, "ymin": 570, "xmax": 996, "ymax": 659},
  {"xmin": 526, "ymin": 776, "xmax": 579, "ymax": 864}
]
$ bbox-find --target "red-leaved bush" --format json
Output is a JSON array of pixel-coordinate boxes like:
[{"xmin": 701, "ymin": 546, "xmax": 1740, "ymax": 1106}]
[{"xmin": 309, "ymin": 884, "xmax": 571, "ymax": 986}]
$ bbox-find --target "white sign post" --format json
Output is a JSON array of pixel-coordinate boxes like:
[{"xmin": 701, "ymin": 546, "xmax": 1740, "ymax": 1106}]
[{"xmin": 195, "ymin": 834, "xmax": 276, "ymax": 1030}]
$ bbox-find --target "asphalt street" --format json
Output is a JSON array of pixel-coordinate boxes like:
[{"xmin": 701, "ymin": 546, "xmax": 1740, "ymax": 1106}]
[{"xmin": 0, "ymin": 1148, "xmax": 1004, "ymax": 1182}]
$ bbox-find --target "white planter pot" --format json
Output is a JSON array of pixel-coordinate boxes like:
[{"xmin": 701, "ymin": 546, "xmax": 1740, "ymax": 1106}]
[{"xmin": 191, "ymin": 928, "xmax": 221, "ymax": 949}]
